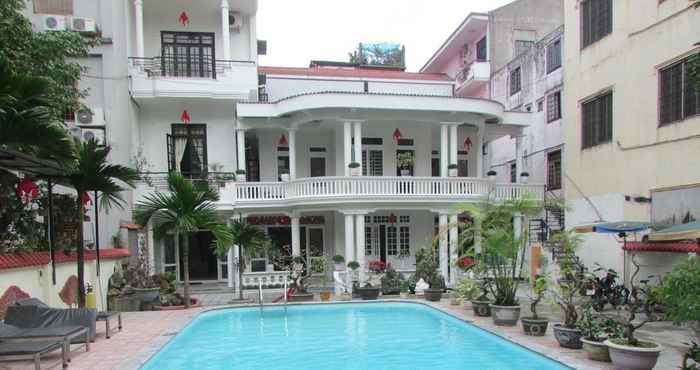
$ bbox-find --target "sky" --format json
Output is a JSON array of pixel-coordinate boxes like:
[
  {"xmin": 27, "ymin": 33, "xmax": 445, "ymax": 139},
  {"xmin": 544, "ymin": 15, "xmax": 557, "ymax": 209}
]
[{"xmin": 257, "ymin": 0, "xmax": 515, "ymax": 72}]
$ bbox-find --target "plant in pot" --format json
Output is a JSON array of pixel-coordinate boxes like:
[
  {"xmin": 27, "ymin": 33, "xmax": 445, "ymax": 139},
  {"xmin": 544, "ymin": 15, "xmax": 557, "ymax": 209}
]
[
  {"xmin": 577, "ymin": 306, "xmax": 625, "ymax": 362},
  {"xmin": 549, "ymin": 230, "xmax": 587, "ymax": 349},
  {"xmin": 456, "ymin": 277, "xmax": 480, "ymax": 310},
  {"xmin": 235, "ymin": 169, "xmax": 247, "ymax": 182},
  {"xmin": 448, "ymin": 163, "xmax": 458, "ymax": 177},
  {"xmin": 396, "ymin": 152, "xmax": 414, "ymax": 177},
  {"xmin": 399, "ymin": 280, "xmax": 410, "ymax": 299},
  {"xmin": 347, "ymin": 260, "xmax": 360, "ymax": 297},
  {"xmin": 332, "ymin": 254, "xmax": 345, "ymax": 271},
  {"xmin": 603, "ymin": 255, "xmax": 663, "ymax": 370},
  {"xmin": 380, "ymin": 266, "xmax": 403, "ymax": 295},
  {"xmin": 414, "ymin": 247, "xmax": 444, "ymax": 301},
  {"xmin": 655, "ymin": 256, "xmax": 700, "ymax": 341},
  {"xmin": 286, "ymin": 256, "xmax": 315, "ymax": 302},
  {"xmin": 312, "ymin": 257, "xmax": 332, "ymax": 302},
  {"xmin": 348, "ymin": 162, "xmax": 361, "ymax": 176},
  {"xmin": 521, "ymin": 274, "xmax": 549, "ymax": 336}
]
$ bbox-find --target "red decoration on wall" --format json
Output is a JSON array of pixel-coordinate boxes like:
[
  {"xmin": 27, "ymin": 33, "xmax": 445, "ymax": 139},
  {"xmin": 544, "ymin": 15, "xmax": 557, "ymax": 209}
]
[
  {"xmin": 388, "ymin": 213, "xmax": 397, "ymax": 224},
  {"xmin": 246, "ymin": 215, "xmax": 325, "ymax": 226},
  {"xmin": 278, "ymin": 135, "xmax": 288, "ymax": 146},
  {"xmin": 392, "ymin": 128, "xmax": 402, "ymax": 142},
  {"xmin": 16, "ymin": 177, "xmax": 39, "ymax": 207},
  {"xmin": 179, "ymin": 11, "xmax": 190, "ymax": 26},
  {"xmin": 0, "ymin": 286, "xmax": 30, "ymax": 320},
  {"xmin": 180, "ymin": 110, "xmax": 191, "ymax": 124},
  {"xmin": 463, "ymin": 137, "xmax": 473, "ymax": 153}
]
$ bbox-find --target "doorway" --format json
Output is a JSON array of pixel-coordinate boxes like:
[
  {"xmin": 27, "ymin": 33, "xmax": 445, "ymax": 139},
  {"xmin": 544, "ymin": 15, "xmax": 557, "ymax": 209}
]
[{"xmin": 181, "ymin": 231, "xmax": 218, "ymax": 281}]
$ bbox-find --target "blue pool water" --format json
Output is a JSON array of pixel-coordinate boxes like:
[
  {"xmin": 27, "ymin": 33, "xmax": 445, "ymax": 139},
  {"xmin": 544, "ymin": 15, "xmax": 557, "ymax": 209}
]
[{"xmin": 141, "ymin": 303, "xmax": 571, "ymax": 370}]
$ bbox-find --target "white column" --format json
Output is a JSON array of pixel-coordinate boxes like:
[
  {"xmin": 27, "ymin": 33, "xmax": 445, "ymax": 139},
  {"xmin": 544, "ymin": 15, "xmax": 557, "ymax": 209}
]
[
  {"xmin": 344, "ymin": 214, "xmax": 355, "ymax": 264},
  {"xmin": 220, "ymin": 0, "xmax": 231, "ymax": 61},
  {"xmin": 291, "ymin": 215, "xmax": 300, "ymax": 256},
  {"xmin": 440, "ymin": 124, "xmax": 448, "ymax": 177},
  {"xmin": 236, "ymin": 129, "xmax": 246, "ymax": 172},
  {"xmin": 134, "ymin": 0, "xmax": 144, "ymax": 58},
  {"xmin": 438, "ymin": 213, "xmax": 448, "ymax": 281},
  {"xmin": 515, "ymin": 135, "xmax": 524, "ymax": 183},
  {"xmin": 449, "ymin": 124, "xmax": 458, "ymax": 167},
  {"xmin": 353, "ymin": 121, "xmax": 363, "ymax": 175},
  {"xmin": 476, "ymin": 125, "xmax": 485, "ymax": 178},
  {"xmin": 249, "ymin": 14, "xmax": 257, "ymax": 62},
  {"xmin": 355, "ymin": 214, "xmax": 366, "ymax": 284},
  {"xmin": 231, "ymin": 215, "xmax": 242, "ymax": 292},
  {"xmin": 288, "ymin": 129, "xmax": 297, "ymax": 180},
  {"xmin": 226, "ymin": 219, "xmax": 234, "ymax": 288},
  {"xmin": 449, "ymin": 214, "xmax": 459, "ymax": 286},
  {"xmin": 343, "ymin": 122, "xmax": 352, "ymax": 176}
]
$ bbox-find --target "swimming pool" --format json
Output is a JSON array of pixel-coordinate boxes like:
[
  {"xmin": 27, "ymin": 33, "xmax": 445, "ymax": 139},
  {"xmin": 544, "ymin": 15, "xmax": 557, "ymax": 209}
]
[{"xmin": 141, "ymin": 302, "xmax": 572, "ymax": 370}]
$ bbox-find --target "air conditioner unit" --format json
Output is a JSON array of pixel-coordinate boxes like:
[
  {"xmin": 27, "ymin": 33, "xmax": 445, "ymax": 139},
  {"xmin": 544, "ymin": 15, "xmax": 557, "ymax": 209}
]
[
  {"xmin": 80, "ymin": 127, "xmax": 106, "ymax": 146},
  {"xmin": 228, "ymin": 11, "xmax": 243, "ymax": 33},
  {"xmin": 76, "ymin": 107, "xmax": 105, "ymax": 125},
  {"xmin": 70, "ymin": 17, "xmax": 96, "ymax": 33},
  {"xmin": 41, "ymin": 15, "xmax": 67, "ymax": 31}
]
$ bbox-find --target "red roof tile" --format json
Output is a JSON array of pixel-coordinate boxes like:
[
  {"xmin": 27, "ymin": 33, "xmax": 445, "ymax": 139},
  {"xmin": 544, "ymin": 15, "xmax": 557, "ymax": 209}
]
[
  {"xmin": 623, "ymin": 241, "xmax": 699, "ymax": 254},
  {"xmin": 0, "ymin": 248, "xmax": 130, "ymax": 270},
  {"xmin": 259, "ymin": 66, "xmax": 452, "ymax": 81}
]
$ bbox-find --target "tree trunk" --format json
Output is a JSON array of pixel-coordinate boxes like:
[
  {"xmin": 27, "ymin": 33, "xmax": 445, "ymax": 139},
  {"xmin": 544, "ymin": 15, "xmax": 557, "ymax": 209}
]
[
  {"xmin": 238, "ymin": 244, "xmax": 244, "ymax": 301},
  {"xmin": 76, "ymin": 196, "xmax": 86, "ymax": 308},
  {"xmin": 182, "ymin": 234, "xmax": 191, "ymax": 309}
]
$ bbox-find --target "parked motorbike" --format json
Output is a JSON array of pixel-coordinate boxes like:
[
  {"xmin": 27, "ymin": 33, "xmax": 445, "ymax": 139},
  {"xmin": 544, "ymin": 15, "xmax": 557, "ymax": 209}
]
[{"xmin": 585, "ymin": 264, "xmax": 630, "ymax": 312}]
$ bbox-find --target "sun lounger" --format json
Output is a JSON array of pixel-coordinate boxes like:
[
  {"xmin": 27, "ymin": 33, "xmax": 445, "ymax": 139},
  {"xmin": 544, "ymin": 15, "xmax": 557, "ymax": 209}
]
[
  {"xmin": 5, "ymin": 303, "xmax": 97, "ymax": 343},
  {"xmin": 0, "ymin": 323, "xmax": 89, "ymax": 362},
  {"xmin": 0, "ymin": 340, "xmax": 66, "ymax": 370}
]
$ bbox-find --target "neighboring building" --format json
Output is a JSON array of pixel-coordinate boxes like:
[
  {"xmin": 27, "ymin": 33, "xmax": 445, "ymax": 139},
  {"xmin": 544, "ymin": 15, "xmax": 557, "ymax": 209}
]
[{"xmin": 563, "ymin": 0, "xmax": 700, "ymax": 279}]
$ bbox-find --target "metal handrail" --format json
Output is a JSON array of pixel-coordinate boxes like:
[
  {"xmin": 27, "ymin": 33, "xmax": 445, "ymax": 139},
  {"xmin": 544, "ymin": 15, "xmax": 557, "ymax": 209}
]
[
  {"xmin": 128, "ymin": 56, "xmax": 256, "ymax": 80},
  {"xmin": 258, "ymin": 280, "xmax": 263, "ymax": 307},
  {"xmin": 283, "ymin": 278, "xmax": 288, "ymax": 305}
]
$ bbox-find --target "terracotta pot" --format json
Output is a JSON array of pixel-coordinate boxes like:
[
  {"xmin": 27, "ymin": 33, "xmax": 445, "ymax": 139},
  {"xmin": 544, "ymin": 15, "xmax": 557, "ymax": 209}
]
[
  {"xmin": 490, "ymin": 304, "xmax": 521, "ymax": 326},
  {"xmin": 319, "ymin": 291, "xmax": 332, "ymax": 301},
  {"xmin": 581, "ymin": 338, "xmax": 611, "ymax": 362},
  {"xmin": 471, "ymin": 300, "xmax": 491, "ymax": 317},
  {"xmin": 424, "ymin": 289, "xmax": 443, "ymax": 302},
  {"xmin": 605, "ymin": 340, "xmax": 662, "ymax": 370},
  {"xmin": 553, "ymin": 324, "xmax": 583, "ymax": 349},
  {"xmin": 521, "ymin": 317, "xmax": 549, "ymax": 336},
  {"xmin": 288, "ymin": 292, "xmax": 314, "ymax": 302}
]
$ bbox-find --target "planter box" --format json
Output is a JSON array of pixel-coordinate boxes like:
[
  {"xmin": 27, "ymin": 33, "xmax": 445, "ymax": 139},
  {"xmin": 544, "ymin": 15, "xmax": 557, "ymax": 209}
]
[
  {"xmin": 356, "ymin": 287, "xmax": 380, "ymax": 300},
  {"xmin": 553, "ymin": 324, "xmax": 583, "ymax": 349},
  {"xmin": 288, "ymin": 292, "xmax": 314, "ymax": 302},
  {"xmin": 490, "ymin": 304, "xmax": 521, "ymax": 326},
  {"xmin": 471, "ymin": 300, "xmax": 491, "ymax": 317},
  {"xmin": 581, "ymin": 338, "xmax": 611, "ymax": 362},
  {"xmin": 605, "ymin": 340, "xmax": 662, "ymax": 370},
  {"xmin": 424, "ymin": 289, "xmax": 442, "ymax": 302},
  {"xmin": 521, "ymin": 317, "xmax": 549, "ymax": 336}
]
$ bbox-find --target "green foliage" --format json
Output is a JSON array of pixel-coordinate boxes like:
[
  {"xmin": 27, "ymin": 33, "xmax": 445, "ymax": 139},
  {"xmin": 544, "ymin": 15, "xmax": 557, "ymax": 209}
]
[
  {"xmin": 400, "ymin": 280, "xmax": 410, "ymax": 293},
  {"xmin": 548, "ymin": 230, "xmax": 586, "ymax": 328},
  {"xmin": 396, "ymin": 152, "xmax": 415, "ymax": 169},
  {"xmin": 528, "ymin": 274, "xmax": 548, "ymax": 319},
  {"xmin": 682, "ymin": 342, "xmax": 700, "ymax": 370},
  {"xmin": 332, "ymin": 254, "xmax": 345, "ymax": 263},
  {"xmin": 655, "ymin": 257, "xmax": 700, "ymax": 326},
  {"xmin": 456, "ymin": 278, "xmax": 481, "ymax": 301},
  {"xmin": 0, "ymin": 0, "xmax": 98, "ymax": 121},
  {"xmin": 380, "ymin": 266, "xmax": 404, "ymax": 294},
  {"xmin": 577, "ymin": 306, "xmax": 625, "ymax": 342},
  {"xmin": 347, "ymin": 261, "xmax": 360, "ymax": 270},
  {"xmin": 414, "ymin": 246, "xmax": 444, "ymax": 289}
]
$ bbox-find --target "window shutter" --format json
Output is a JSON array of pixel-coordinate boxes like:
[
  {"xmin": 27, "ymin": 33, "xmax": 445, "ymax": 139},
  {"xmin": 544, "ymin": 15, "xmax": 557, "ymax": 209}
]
[{"xmin": 166, "ymin": 134, "xmax": 175, "ymax": 172}]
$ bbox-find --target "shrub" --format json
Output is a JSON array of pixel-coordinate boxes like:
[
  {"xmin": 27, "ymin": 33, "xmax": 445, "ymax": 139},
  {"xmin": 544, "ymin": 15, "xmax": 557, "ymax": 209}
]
[
  {"xmin": 332, "ymin": 254, "xmax": 345, "ymax": 264},
  {"xmin": 655, "ymin": 257, "xmax": 700, "ymax": 327}
]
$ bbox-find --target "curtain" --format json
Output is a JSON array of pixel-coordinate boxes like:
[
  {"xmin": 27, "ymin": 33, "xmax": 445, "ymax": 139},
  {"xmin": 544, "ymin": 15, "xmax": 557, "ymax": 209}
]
[{"xmin": 174, "ymin": 136, "xmax": 188, "ymax": 172}]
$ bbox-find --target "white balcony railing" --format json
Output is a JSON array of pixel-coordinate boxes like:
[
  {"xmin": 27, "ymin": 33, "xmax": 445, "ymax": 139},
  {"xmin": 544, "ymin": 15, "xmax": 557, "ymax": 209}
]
[{"xmin": 456, "ymin": 60, "xmax": 490, "ymax": 90}]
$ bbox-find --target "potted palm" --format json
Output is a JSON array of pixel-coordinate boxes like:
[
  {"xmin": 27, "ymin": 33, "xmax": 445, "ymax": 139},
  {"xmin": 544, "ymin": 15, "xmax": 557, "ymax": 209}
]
[
  {"xmin": 396, "ymin": 152, "xmax": 414, "ymax": 176},
  {"xmin": 521, "ymin": 274, "xmax": 549, "ymax": 336},
  {"xmin": 348, "ymin": 162, "xmax": 361, "ymax": 176},
  {"xmin": 577, "ymin": 306, "xmax": 624, "ymax": 362},
  {"xmin": 549, "ymin": 230, "xmax": 586, "ymax": 349},
  {"xmin": 332, "ymin": 255, "xmax": 345, "ymax": 271},
  {"xmin": 448, "ymin": 163, "xmax": 458, "ymax": 177}
]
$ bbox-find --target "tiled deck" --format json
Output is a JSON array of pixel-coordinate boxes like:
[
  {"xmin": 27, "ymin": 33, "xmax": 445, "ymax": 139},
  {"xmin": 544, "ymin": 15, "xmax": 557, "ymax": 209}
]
[{"xmin": 2, "ymin": 297, "xmax": 691, "ymax": 370}]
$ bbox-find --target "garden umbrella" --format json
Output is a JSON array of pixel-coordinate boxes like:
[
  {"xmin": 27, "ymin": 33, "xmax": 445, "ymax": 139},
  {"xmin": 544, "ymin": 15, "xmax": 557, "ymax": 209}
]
[{"xmin": 648, "ymin": 221, "xmax": 700, "ymax": 242}]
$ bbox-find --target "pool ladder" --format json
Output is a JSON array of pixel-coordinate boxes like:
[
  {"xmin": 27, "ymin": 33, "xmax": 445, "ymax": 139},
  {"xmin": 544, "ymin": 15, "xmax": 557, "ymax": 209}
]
[
  {"xmin": 283, "ymin": 278, "xmax": 288, "ymax": 306},
  {"xmin": 258, "ymin": 280, "xmax": 263, "ymax": 308}
]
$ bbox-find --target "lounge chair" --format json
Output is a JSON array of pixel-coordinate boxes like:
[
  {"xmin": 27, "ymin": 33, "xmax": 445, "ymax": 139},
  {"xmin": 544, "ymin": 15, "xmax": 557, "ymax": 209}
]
[
  {"xmin": 0, "ymin": 323, "xmax": 89, "ymax": 363},
  {"xmin": 5, "ymin": 302, "xmax": 97, "ymax": 343},
  {"xmin": 0, "ymin": 340, "xmax": 66, "ymax": 370}
]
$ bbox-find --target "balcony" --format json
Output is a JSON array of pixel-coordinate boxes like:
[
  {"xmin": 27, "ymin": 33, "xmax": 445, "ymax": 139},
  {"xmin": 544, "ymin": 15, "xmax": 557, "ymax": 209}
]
[
  {"xmin": 127, "ymin": 56, "xmax": 258, "ymax": 100},
  {"xmin": 455, "ymin": 60, "xmax": 490, "ymax": 96},
  {"xmin": 133, "ymin": 176, "xmax": 543, "ymax": 210}
]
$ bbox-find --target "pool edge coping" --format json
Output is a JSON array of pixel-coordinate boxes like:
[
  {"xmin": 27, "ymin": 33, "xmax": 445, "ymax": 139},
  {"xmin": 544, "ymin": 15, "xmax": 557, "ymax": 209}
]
[{"xmin": 125, "ymin": 299, "xmax": 599, "ymax": 370}]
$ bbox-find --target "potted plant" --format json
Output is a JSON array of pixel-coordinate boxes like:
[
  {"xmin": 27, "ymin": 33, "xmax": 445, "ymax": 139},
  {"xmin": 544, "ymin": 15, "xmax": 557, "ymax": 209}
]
[
  {"xmin": 332, "ymin": 254, "xmax": 345, "ymax": 271},
  {"xmin": 604, "ymin": 255, "xmax": 662, "ymax": 370},
  {"xmin": 396, "ymin": 152, "xmax": 414, "ymax": 176},
  {"xmin": 577, "ymin": 306, "xmax": 624, "ymax": 362},
  {"xmin": 380, "ymin": 266, "xmax": 403, "ymax": 295},
  {"xmin": 348, "ymin": 162, "xmax": 361, "ymax": 176},
  {"xmin": 399, "ymin": 280, "xmax": 410, "ymax": 299},
  {"xmin": 312, "ymin": 257, "xmax": 333, "ymax": 302},
  {"xmin": 287, "ymin": 256, "xmax": 315, "ymax": 302},
  {"xmin": 549, "ymin": 230, "xmax": 586, "ymax": 349},
  {"xmin": 456, "ymin": 277, "xmax": 480, "ymax": 309},
  {"xmin": 521, "ymin": 274, "xmax": 549, "ymax": 336},
  {"xmin": 235, "ymin": 169, "xmax": 247, "ymax": 182},
  {"xmin": 448, "ymin": 163, "xmax": 458, "ymax": 177},
  {"xmin": 347, "ymin": 260, "xmax": 360, "ymax": 297},
  {"xmin": 356, "ymin": 282, "xmax": 380, "ymax": 300},
  {"xmin": 414, "ymin": 247, "xmax": 443, "ymax": 301}
]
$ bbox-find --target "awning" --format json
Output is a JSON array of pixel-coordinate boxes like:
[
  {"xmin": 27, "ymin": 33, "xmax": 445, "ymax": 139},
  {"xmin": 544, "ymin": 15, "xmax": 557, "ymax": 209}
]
[
  {"xmin": 623, "ymin": 241, "xmax": 699, "ymax": 254},
  {"xmin": 648, "ymin": 221, "xmax": 700, "ymax": 242}
]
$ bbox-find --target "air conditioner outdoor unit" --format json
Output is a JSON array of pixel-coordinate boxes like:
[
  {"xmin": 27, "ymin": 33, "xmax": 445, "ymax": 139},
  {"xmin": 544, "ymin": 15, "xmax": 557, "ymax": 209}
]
[
  {"xmin": 76, "ymin": 107, "xmax": 105, "ymax": 125},
  {"xmin": 228, "ymin": 11, "xmax": 243, "ymax": 33},
  {"xmin": 41, "ymin": 15, "xmax": 67, "ymax": 31},
  {"xmin": 80, "ymin": 127, "xmax": 106, "ymax": 146},
  {"xmin": 70, "ymin": 17, "xmax": 96, "ymax": 33}
]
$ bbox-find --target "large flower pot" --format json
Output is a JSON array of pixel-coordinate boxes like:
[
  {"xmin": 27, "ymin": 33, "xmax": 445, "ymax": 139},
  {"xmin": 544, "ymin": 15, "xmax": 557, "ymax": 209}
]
[
  {"xmin": 581, "ymin": 338, "xmax": 611, "ymax": 362},
  {"xmin": 319, "ymin": 291, "xmax": 332, "ymax": 301},
  {"xmin": 356, "ymin": 287, "xmax": 380, "ymax": 300},
  {"xmin": 521, "ymin": 317, "xmax": 549, "ymax": 336},
  {"xmin": 553, "ymin": 324, "xmax": 583, "ymax": 349},
  {"xmin": 424, "ymin": 289, "xmax": 443, "ymax": 302},
  {"xmin": 490, "ymin": 304, "xmax": 521, "ymax": 326},
  {"xmin": 471, "ymin": 300, "xmax": 491, "ymax": 317},
  {"xmin": 605, "ymin": 340, "xmax": 662, "ymax": 370},
  {"xmin": 131, "ymin": 287, "xmax": 160, "ymax": 303},
  {"xmin": 288, "ymin": 292, "xmax": 314, "ymax": 302}
]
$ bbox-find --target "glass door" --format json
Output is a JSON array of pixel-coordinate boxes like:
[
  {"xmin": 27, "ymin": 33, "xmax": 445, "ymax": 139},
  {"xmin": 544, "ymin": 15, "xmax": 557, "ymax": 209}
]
[{"xmin": 163, "ymin": 235, "xmax": 180, "ymax": 281}]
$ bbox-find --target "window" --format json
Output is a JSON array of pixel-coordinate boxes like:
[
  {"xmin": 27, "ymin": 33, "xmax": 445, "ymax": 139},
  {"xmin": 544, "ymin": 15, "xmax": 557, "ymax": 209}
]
[
  {"xmin": 399, "ymin": 226, "xmax": 410, "ymax": 256},
  {"xmin": 387, "ymin": 226, "xmax": 398, "ymax": 256},
  {"xmin": 365, "ymin": 227, "xmax": 373, "ymax": 256},
  {"xmin": 277, "ymin": 155, "xmax": 289, "ymax": 180},
  {"xmin": 161, "ymin": 32, "xmax": 216, "ymax": 79},
  {"xmin": 476, "ymin": 37, "xmax": 488, "ymax": 61},
  {"xmin": 582, "ymin": 91, "xmax": 613, "ymax": 149},
  {"xmin": 547, "ymin": 39, "xmax": 562, "ymax": 73},
  {"xmin": 547, "ymin": 91, "xmax": 562, "ymax": 122},
  {"xmin": 581, "ymin": 0, "xmax": 613, "ymax": 48},
  {"xmin": 34, "ymin": 0, "xmax": 73, "ymax": 14},
  {"xmin": 510, "ymin": 163, "xmax": 517, "ymax": 183},
  {"xmin": 547, "ymin": 150, "xmax": 562, "ymax": 190},
  {"xmin": 509, "ymin": 67, "xmax": 522, "ymax": 96},
  {"xmin": 659, "ymin": 56, "xmax": 699, "ymax": 125},
  {"xmin": 399, "ymin": 215, "xmax": 410, "ymax": 223},
  {"xmin": 362, "ymin": 150, "xmax": 383, "ymax": 176},
  {"xmin": 167, "ymin": 124, "xmax": 208, "ymax": 178}
]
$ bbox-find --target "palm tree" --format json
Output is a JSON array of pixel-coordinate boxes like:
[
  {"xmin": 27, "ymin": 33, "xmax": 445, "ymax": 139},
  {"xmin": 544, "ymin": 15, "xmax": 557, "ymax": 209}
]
[
  {"xmin": 134, "ymin": 172, "xmax": 233, "ymax": 308},
  {"xmin": 225, "ymin": 219, "xmax": 270, "ymax": 301},
  {"xmin": 0, "ymin": 56, "xmax": 73, "ymax": 162},
  {"xmin": 66, "ymin": 139, "xmax": 138, "ymax": 307}
]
